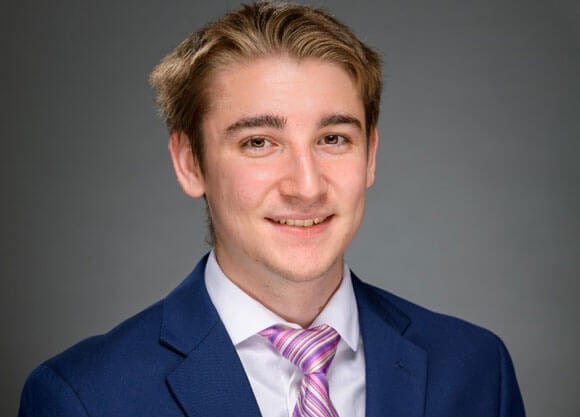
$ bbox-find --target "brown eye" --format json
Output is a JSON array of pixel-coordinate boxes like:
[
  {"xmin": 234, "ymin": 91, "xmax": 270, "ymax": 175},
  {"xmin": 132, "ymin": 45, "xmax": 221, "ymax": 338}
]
[
  {"xmin": 241, "ymin": 136, "xmax": 275, "ymax": 155},
  {"xmin": 249, "ymin": 137, "xmax": 267, "ymax": 147},
  {"xmin": 325, "ymin": 135, "xmax": 339, "ymax": 144},
  {"xmin": 322, "ymin": 135, "xmax": 347, "ymax": 145}
]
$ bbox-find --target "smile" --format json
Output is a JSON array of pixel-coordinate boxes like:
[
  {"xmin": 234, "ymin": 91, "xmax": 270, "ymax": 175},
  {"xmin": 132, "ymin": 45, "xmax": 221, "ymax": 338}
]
[{"xmin": 273, "ymin": 216, "xmax": 328, "ymax": 227}]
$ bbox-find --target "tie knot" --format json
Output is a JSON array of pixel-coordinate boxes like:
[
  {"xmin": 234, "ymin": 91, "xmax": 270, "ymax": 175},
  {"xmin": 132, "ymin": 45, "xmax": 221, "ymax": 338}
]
[{"xmin": 260, "ymin": 324, "xmax": 340, "ymax": 375}]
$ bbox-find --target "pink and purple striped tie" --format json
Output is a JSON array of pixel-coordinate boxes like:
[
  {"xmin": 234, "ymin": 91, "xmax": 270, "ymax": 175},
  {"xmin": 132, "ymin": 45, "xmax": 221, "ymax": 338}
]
[{"xmin": 260, "ymin": 324, "xmax": 341, "ymax": 417}]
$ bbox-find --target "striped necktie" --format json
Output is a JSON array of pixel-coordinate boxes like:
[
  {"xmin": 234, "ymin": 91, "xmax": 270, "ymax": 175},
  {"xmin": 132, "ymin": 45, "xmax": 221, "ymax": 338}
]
[{"xmin": 260, "ymin": 324, "xmax": 341, "ymax": 417}]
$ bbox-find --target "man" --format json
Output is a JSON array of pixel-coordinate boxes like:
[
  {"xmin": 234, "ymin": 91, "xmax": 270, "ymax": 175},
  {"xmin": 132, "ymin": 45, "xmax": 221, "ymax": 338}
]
[{"xmin": 19, "ymin": 2, "xmax": 525, "ymax": 416}]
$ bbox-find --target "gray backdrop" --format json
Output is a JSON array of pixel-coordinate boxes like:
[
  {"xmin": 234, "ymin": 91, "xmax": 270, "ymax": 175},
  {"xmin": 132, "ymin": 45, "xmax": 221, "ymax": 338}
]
[{"xmin": 2, "ymin": 1, "xmax": 578, "ymax": 416}]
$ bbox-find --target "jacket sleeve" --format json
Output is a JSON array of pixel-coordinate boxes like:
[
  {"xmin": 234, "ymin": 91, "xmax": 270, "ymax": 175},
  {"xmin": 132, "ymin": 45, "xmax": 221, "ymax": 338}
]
[
  {"xmin": 18, "ymin": 365, "xmax": 89, "ymax": 417},
  {"xmin": 497, "ymin": 339, "xmax": 526, "ymax": 417}
]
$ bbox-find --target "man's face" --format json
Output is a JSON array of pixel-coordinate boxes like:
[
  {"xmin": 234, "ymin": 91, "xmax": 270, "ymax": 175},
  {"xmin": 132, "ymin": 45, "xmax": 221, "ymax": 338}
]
[{"xmin": 175, "ymin": 56, "xmax": 378, "ymax": 292}]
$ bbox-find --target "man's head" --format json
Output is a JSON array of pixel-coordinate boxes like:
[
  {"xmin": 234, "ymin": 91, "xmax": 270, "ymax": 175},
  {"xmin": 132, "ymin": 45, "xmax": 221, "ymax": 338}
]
[
  {"xmin": 150, "ymin": 1, "xmax": 382, "ymax": 171},
  {"xmin": 151, "ymin": 2, "xmax": 382, "ymax": 309}
]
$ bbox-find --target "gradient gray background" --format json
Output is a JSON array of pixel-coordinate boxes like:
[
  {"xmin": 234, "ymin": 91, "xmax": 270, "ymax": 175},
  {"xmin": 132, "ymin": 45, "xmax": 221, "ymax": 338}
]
[{"xmin": 2, "ymin": 1, "xmax": 578, "ymax": 416}]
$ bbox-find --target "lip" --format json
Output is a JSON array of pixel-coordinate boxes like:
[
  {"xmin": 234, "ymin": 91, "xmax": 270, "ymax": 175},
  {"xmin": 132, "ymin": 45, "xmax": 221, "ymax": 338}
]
[
  {"xmin": 267, "ymin": 214, "xmax": 331, "ymax": 225},
  {"xmin": 266, "ymin": 214, "xmax": 334, "ymax": 235}
]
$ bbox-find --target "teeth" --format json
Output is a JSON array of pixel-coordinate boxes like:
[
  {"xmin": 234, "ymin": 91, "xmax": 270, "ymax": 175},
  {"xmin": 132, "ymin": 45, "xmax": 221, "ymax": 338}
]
[{"xmin": 276, "ymin": 217, "xmax": 325, "ymax": 227}]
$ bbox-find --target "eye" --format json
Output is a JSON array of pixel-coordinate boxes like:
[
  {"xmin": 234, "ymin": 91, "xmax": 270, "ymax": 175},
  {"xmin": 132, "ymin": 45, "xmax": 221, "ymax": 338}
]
[
  {"xmin": 240, "ymin": 136, "xmax": 276, "ymax": 155},
  {"xmin": 320, "ymin": 134, "xmax": 348, "ymax": 146},
  {"xmin": 241, "ymin": 136, "xmax": 270, "ymax": 148}
]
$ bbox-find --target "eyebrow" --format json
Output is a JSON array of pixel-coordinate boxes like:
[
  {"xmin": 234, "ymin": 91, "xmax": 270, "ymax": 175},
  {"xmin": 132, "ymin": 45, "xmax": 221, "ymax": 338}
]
[
  {"xmin": 224, "ymin": 113, "xmax": 363, "ymax": 135},
  {"xmin": 318, "ymin": 114, "xmax": 362, "ymax": 131},
  {"xmin": 225, "ymin": 114, "xmax": 287, "ymax": 134}
]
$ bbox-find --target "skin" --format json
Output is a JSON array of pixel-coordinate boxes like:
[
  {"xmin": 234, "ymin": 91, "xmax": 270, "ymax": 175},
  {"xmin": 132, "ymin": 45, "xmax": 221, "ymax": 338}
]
[{"xmin": 170, "ymin": 56, "xmax": 378, "ymax": 327}]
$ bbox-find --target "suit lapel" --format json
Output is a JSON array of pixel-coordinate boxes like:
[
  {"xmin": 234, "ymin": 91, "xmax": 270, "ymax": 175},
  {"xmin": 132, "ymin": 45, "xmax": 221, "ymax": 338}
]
[
  {"xmin": 160, "ymin": 255, "xmax": 262, "ymax": 417},
  {"xmin": 353, "ymin": 275, "xmax": 427, "ymax": 417},
  {"xmin": 166, "ymin": 325, "xmax": 261, "ymax": 417}
]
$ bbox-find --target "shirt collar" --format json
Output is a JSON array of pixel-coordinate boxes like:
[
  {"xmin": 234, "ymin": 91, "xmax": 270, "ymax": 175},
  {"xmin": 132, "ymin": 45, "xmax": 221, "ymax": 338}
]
[{"xmin": 204, "ymin": 250, "xmax": 360, "ymax": 351}]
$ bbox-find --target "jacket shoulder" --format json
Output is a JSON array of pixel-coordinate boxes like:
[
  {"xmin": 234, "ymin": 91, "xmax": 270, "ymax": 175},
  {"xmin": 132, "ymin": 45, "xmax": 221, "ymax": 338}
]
[
  {"xmin": 356, "ymin": 278, "xmax": 506, "ymax": 356},
  {"xmin": 20, "ymin": 300, "xmax": 183, "ymax": 416},
  {"xmin": 44, "ymin": 299, "xmax": 168, "ymax": 374},
  {"xmin": 356, "ymin": 279, "xmax": 526, "ymax": 416}
]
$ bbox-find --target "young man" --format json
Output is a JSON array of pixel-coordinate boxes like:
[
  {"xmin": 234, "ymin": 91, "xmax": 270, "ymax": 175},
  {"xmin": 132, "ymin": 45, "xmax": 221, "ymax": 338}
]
[{"xmin": 19, "ymin": 2, "xmax": 525, "ymax": 416}]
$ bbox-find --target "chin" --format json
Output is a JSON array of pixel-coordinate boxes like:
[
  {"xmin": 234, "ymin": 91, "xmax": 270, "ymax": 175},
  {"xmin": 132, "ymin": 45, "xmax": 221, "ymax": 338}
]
[{"xmin": 266, "ymin": 254, "xmax": 343, "ymax": 284}]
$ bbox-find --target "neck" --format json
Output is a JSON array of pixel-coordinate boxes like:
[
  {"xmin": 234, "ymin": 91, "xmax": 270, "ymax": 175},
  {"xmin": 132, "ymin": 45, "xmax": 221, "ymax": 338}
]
[
  {"xmin": 252, "ymin": 275, "xmax": 343, "ymax": 328},
  {"xmin": 215, "ymin": 251, "xmax": 344, "ymax": 328}
]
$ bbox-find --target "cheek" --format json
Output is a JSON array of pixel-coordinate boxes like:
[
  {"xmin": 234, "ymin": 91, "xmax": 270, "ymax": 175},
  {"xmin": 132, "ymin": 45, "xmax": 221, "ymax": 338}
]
[
  {"xmin": 330, "ymin": 159, "xmax": 369, "ymax": 195},
  {"xmin": 214, "ymin": 163, "xmax": 275, "ymax": 211}
]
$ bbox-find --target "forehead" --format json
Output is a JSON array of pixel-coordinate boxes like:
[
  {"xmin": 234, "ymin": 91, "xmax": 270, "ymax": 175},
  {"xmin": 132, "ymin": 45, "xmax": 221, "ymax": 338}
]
[{"xmin": 203, "ymin": 56, "xmax": 364, "ymax": 128}]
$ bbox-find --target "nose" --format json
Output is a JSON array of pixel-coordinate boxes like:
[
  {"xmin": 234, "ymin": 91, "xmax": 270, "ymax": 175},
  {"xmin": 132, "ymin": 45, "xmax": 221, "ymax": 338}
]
[{"xmin": 279, "ymin": 147, "xmax": 328, "ymax": 203}]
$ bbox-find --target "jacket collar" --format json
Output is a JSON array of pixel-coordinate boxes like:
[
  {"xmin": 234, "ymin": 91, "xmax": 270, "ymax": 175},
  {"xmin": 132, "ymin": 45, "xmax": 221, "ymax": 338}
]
[
  {"xmin": 353, "ymin": 274, "xmax": 427, "ymax": 417},
  {"xmin": 160, "ymin": 254, "xmax": 262, "ymax": 417},
  {"xmin": 160, "ymin": 256, "xmax": 426, "ymax": 417}
]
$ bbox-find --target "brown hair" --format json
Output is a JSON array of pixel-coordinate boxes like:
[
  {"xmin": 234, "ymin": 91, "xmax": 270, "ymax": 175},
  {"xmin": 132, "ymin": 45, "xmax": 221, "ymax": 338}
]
[{"xmin": 150, "ymin": 1, "xmax": 382, "ymax": 170}]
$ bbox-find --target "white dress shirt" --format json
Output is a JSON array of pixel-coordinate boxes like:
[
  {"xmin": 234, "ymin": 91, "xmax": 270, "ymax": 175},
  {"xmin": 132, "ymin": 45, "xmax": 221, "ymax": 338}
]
[{"xmin": 205, "ymin": 250, "xmax": 366, "ymax": 417}]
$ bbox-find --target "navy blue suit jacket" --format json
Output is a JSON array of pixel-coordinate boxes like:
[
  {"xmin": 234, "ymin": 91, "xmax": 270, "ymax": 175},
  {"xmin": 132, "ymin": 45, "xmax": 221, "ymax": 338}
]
[{"xmin": 19, "ymin": 255, "xmax": 525, "ymax": 416}]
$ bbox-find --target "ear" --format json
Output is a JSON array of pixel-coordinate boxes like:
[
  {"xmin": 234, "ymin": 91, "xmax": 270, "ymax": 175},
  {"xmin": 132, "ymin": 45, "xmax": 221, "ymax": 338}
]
[
  {"xmin": 168, "ymin": 131, "xmax": 205, "ymax": 198},
  {"xmin": 366, "ymin": 127, "xmax": 379, "ymax": 188}
]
